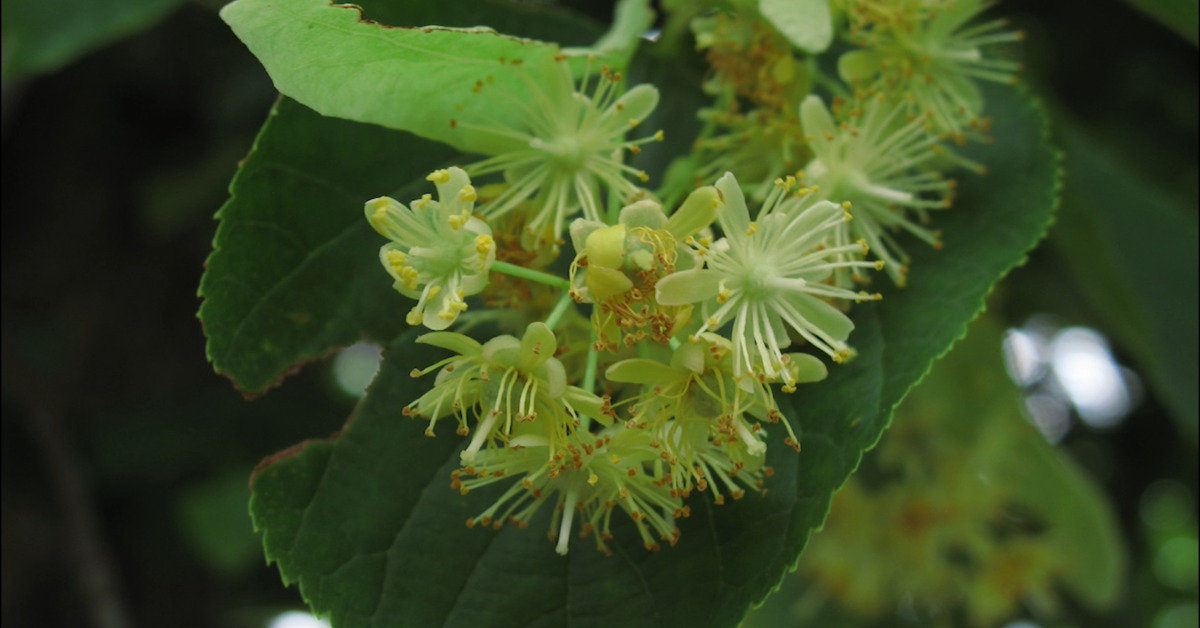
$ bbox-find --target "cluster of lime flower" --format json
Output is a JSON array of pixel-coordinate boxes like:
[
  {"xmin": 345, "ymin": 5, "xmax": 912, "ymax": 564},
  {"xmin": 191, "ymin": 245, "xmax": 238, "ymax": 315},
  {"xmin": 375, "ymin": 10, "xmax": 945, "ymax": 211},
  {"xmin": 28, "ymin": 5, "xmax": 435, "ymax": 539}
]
[
  {"xmin": 694, "ymin": 0, "xmax": 1020, "ymax": 286},
  {"xmin": 364, "ymin": 0, "xmax": 1017, "ymax": 555}
]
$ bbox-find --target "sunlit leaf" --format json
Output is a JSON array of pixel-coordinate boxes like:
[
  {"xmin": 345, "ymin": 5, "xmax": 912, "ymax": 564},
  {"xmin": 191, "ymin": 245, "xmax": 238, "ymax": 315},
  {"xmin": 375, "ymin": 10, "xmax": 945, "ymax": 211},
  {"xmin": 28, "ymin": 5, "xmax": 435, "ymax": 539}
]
[{"xmin": 220, "ymin": 0, "xmax": 586, "ymax": 151}]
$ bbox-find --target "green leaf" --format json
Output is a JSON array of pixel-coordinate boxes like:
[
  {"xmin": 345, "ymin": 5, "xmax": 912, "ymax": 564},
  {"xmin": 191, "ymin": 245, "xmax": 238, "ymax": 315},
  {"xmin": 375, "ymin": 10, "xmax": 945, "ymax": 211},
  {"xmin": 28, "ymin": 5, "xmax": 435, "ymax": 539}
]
[
  {"xmin": 1051, "ymin": 123, "xmax": 1199, "ymax": 440},
  {"xmin": 249, "ymin": 84, "xmax": 1058, "ymax": 628},
  {"xmin": 1, "ymin": 0, "xmax": 184, "ymax": 82},
  {"xmin": 758, "ymin": 0, "xmax": 833, "ymax": 53},
  {"xmin": 1119, "ymin": 0, "xmax": 1199, "ymax": 46},
  {"xmin": 220, "ymin": 0, "xmax": 573, "ymax": 151}
]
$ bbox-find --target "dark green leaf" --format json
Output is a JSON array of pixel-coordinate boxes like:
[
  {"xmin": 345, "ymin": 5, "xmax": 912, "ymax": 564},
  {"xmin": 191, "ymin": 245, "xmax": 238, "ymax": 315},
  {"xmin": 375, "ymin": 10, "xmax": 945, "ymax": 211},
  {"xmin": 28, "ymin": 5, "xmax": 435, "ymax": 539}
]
[
  {"xmin": 197, "ymin": 97, "xmax": 457, "ymax": 393},
  {"xmin": 1052, "ymin": 123, "xmax": 1199, "ymax": 440},
  {"xmin": 249, "ymin": 83, "xmax": 1059, "ymax": 628},
  {"xmin": 1119, "ymin": 0, "xmax": 1199, "ymax": 46},
  {"xmin": 1, "ymin": 0, "xmax": 184, "ymax": 82}
]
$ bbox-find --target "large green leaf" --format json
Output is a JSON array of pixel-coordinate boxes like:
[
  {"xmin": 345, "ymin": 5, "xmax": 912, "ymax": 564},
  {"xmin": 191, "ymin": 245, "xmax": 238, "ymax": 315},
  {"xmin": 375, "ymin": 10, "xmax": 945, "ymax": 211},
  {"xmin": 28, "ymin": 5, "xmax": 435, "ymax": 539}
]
[
  {"xmin": 200, "ymin": 1, "xmax": 603, "ymax": 393},
  {"xmin": 248, "ymin": 83, "xmax": 1059, "ymax": 628},
  {"xmin": 1, "ymin": 0, "xmax": 184, "ymax": 82},
  {"xmin": 220, "ymin": 0, "xmax": 582, "ymax": 151}
]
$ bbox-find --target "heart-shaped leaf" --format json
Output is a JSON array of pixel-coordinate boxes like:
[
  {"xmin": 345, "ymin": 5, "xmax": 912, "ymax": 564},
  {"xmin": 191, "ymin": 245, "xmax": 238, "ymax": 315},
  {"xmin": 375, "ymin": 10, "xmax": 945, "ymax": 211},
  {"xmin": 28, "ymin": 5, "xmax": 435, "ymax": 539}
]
[{"xmin": 248, "ymin": 83, "xmax": 1059, "ymax": 628}]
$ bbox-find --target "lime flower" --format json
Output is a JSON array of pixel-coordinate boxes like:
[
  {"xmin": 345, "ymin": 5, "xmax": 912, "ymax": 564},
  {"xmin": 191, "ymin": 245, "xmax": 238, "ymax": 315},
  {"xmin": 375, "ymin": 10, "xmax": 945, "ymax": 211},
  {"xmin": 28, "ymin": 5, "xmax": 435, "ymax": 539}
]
[
  {"xmin": 404, "ymin": 322, "xmax": 608, "ymax": 463},
  {"xmin": 568, "ymin": 188, "xmax": 719, "ymax": 349},
  {"xmin": 656, "ymin": 172, "xmax": 881, "ymax": 382},
  {"xmin": 837, "ymin": 0, "xmax": 1022, "ymax": 140},
  {"xmin": 452, "ymin": 54, "xmax": 663, "ymax": 249},
  {"xmin": 691, "ymin": 106, "xmax": 808, "ymax": 202},
  {"xmin": 452, "ymin": 427, "xmax": 682, "ymax": 555},
  {"xmin": 607, "ymin": 335, "xmax": 828, "ymax": 499},
  {"xmin": 691, "ymin": 12, "xmax": 808, "ymax": 112},
  {"xmin": 365, "ymin": 167, "xmax": 495, "ymax": 330},
  {"xmin": 799, "ymin": 93, "xmax": 955, "ymax": 286}
]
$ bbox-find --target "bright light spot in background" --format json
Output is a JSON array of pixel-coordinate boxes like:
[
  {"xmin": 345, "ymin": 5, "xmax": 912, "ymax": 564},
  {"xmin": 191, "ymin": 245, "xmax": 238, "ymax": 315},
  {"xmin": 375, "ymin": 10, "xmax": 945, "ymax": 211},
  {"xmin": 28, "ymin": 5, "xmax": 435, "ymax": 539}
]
[
  {"xmin": 1003, "ymin": 328, "xmax": 1045, "ymax": 386},
  {"xmin": 1001, "ymin": 621, "xmax": 1043, "ymax": 628},
  {"xmin": 1049, "ymin": 327, "xmax": 1135, "ymax": 429},
  {"xmin": 332, "ymin": 341, "xmax": 383, "ymax": 397},
  {"xmin": 267, "ymin": 611, "xmax": 331, "ymax": 628},
  {"xmin": 1003, "ymin": 318, "xmax": 1142, "ymax": 441},
  {"xmin": 1153, "ymin": 603, "xmax": 1199, "ymax": 628}
]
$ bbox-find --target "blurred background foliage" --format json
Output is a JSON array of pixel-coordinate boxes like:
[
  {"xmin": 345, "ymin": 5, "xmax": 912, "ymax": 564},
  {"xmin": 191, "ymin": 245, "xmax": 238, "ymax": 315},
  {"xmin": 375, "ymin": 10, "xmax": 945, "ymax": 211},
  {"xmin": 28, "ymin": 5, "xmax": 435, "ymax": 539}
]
[{"xmin": 0, "ymin": 1, "xmax": 1194, "ymax": 627}]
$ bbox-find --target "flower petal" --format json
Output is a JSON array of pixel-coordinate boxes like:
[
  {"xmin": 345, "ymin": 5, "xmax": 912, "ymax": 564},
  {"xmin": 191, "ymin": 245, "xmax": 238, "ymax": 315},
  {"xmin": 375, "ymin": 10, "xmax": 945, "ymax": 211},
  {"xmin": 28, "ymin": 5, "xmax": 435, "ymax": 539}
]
[
  {"xmin": 784, "ymin": 292, "xmax": 855, "ymax": 342},
  {"xmin": 606, "ymin": 358, "xmax": 689, "ymax": 384},
  {"xmin": 618, "ymin": 199, "xmax": 668, "ymax": 230},
  {"xmin": 714, "ymin": 172, "xmax": 751, "ymax": 237},
  {"xmin": 416, "ymin": 331, "xmax": 482, "ymax": 356},
  {"xmin": 586, "ymin": 223, "xmax": 627, "ymax": 269},
  {"xmin": 586, "ymin": 265, "xmax": 634, "ymax": 301},
  {"xmin": 787, "ymin": 352, "xmax": 828, "ymax": 383},
  {"xmin": 518, "ymin": 322, "xmax": 556, "ymax": 370},
  {"xmin": 666, "ymin": 185, "xmax": 719, "ymax": 239},
  {"xmin": 655, "ymin": 268, "xmax": 721, "ymax": 306}
]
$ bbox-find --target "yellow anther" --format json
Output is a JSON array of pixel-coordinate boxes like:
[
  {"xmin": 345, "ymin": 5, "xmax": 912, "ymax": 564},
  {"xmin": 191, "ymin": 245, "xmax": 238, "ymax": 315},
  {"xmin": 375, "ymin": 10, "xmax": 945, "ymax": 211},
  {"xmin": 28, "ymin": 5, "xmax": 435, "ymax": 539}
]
[
  {"xmin": 874, "ymin": 260, "xmax": 885, "ymax": 270},
  {"xmin": 636, "ymin": 170, "xmax": 649, "ymax": 182},
  {"xmin": 475, "ymin": 234, "xmax": 494, "ymax": 255},
  {"xmin": 858, "ymin": 239, "xmax": 869, "ymax": 254},
  {"xmin": 414, "ymin": 193, "xmax": 433, "ymax": 210},
  {"xmin": 841, "ymin": 201, "xmax": 852, "ymax": 210},
  {"xmin": 385, "ymin": 249, "xmax": 407, "ymax": 270},
  {"xmin": 745, "ymin": 222, "xmax": 758, "ymax": 236},
  {"xmin": 427, "ymin": 169, "xmax": 451, "ymax": 184},
  {"xmin": 371, "ymin": 205, "xmax": 390, "ymax": 225},
  {"xmin": 628, "ymin": 118, "xmax": 639, "ymax": 127},
  {"xmin": 447, "ymin": 213, "xmax": 466, "ymax": 230},
  {"xmin": 587, "ymin": 473, "xmax": 599, "ymax": 486},
  {"xmin": 654, "ymin": 130, "xmax": 664, "ymax": 141},
  {"xmin": 458, "ymin": 185, "xmax": 477, "ymax": 203}
]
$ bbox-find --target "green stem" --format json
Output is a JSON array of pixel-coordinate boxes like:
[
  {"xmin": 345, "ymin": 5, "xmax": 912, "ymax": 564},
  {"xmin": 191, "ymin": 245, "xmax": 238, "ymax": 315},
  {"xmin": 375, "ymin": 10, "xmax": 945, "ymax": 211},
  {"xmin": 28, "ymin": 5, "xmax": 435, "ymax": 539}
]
[
  {"xmin": 491, "ymin": 261, "xmax": 570, "ymax": 289},
  {"xmin": 579, "ymin": 335, "xmax": 600, "ymax": 431},
  {"xmin": 543, "ymin": 292, "xmax": 575, "ymax": 330}
]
